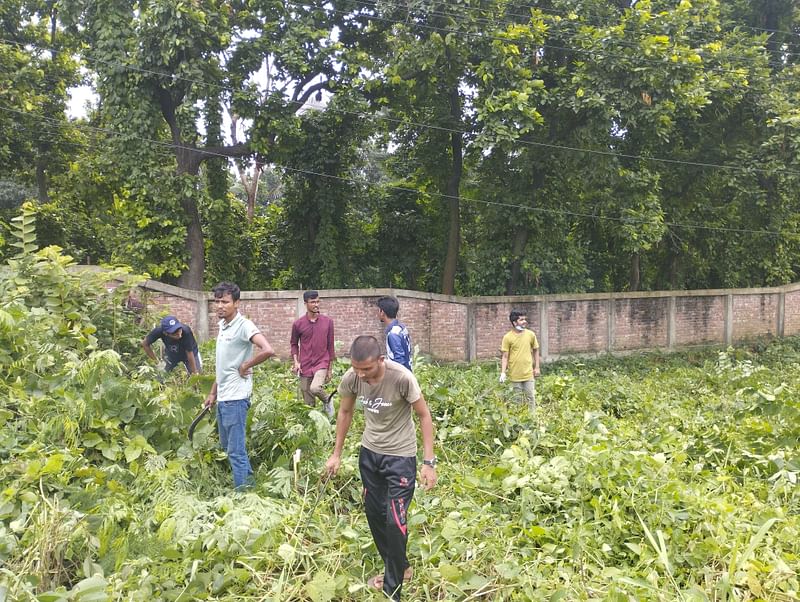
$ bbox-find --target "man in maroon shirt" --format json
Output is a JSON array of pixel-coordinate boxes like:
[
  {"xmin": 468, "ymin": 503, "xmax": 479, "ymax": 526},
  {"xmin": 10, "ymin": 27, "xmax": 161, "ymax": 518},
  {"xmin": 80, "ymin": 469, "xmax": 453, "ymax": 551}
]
[{"xmin": 291, "ymin": 290, "xmax": 336, "ymax": 417}]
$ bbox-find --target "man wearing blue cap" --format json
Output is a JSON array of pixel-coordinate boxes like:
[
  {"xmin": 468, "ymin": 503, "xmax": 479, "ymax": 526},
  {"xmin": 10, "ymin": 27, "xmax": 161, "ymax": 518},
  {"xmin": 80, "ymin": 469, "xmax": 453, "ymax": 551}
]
[{"xmin": 142, "ymin": 315, "xmax": 202, "ymax": 374}]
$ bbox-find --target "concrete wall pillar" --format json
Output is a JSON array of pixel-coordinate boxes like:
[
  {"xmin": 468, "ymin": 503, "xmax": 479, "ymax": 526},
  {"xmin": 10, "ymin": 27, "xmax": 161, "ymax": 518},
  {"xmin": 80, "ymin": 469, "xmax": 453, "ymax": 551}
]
[
  {"xmin": 539, "ymin": 300, "xmax": 549, "ymax": 361},
  {"xmin": 667, "ymin": 295, "xmax": 676, "ymax": 349},
  {"xmin": 607, "ymin": 296, "xmax": 615, "ymax": 352},
  {"xmin": 724, "ymin": 294, "xmax": 733, "ymax": 345}
]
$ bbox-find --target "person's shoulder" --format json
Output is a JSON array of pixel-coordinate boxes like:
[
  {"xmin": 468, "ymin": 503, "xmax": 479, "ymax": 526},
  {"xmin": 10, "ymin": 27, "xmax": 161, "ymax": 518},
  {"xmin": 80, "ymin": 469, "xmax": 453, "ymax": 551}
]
[
  {"xmin": 386, "ymin": 359, "xmax": 417, "ymax": 380},
  {"xmin": 242, "ymin": 316, "xmax": 260, "ymax": 331},
  {"xmin": 388, "ymin": 321, "xmax": 404, "ymax": 335},
  {"xmin": 338, "ymin": 367, "xmax": 357, "ymax": 390},
  {"xmin": 234, "ymin": 314, "xmax": 259, "ymax": 335}
]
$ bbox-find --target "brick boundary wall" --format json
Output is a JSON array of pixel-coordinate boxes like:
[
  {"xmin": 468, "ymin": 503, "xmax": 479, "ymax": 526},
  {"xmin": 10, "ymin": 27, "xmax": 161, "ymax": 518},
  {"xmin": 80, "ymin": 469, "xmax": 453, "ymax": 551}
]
[{"xmin": 133, "ymin": 281, "xmax": 800, "ymax": 363}]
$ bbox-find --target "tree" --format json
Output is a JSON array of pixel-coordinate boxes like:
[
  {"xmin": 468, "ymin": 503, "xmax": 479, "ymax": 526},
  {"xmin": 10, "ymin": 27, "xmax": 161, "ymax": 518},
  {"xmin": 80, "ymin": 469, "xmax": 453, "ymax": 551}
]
[
  {"xmin": 367, "ymin": 0, "xmax": 489, "ymax": 294},
  {"xmin": 0, "ymin": 0, "xmax": 80, "ymax": 203},
  {"xmin": 275, "ymin": 95, "xmax": 374, "ymax": 288},
  {"xmin": 60, "ymin": 0, "xmax": 367, "ymax": 288}
]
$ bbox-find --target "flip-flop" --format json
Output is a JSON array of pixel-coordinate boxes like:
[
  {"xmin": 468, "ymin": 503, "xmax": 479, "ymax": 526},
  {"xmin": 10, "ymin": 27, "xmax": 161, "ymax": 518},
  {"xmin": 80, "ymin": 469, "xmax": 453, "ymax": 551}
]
[{"xmin": 367, "ymin": 567, "xmax": 413, "ymax": 590}]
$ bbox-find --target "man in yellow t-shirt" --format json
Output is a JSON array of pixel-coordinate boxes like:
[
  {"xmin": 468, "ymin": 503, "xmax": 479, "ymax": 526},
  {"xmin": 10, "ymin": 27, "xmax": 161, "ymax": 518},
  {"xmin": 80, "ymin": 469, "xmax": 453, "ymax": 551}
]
[{"xmin": 500, "ymin": 310, "xmax": 540, "ymax": 412}]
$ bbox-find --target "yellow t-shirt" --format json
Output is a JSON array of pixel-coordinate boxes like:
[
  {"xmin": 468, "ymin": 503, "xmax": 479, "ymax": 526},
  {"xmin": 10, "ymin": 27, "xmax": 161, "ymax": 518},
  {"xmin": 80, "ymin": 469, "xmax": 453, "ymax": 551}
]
[{"xmin": 501, "ymin": 329, "xmax": 539, "ymax": 382}]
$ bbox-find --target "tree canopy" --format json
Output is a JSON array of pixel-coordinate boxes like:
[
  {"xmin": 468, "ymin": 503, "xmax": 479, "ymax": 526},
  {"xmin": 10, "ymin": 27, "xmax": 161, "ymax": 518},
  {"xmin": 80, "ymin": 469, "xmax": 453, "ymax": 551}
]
[{"xmin": 2, "ymin": 0, "xmax": 799, "ymax": 294}]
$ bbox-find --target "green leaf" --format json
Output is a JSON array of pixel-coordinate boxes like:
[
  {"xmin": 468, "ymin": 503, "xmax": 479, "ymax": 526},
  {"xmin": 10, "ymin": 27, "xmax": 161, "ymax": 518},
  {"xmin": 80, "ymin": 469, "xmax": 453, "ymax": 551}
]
[
  {"xmin": 41, "ymin": 454, "xmax": 65, "ymax": 475},
  {"xmin": 71, "ymin": 575, "xmax": 110, "ymax": 601},
  {"xmin": 438, "ymin": 563, "xmax": 462, "ymax": 581},
  {"xmin": 304, "ymin": 571, "xmax": 336, "ymax": 602},
  {"xmin": 82, "ymin": 433, "xmax": 103, "ymax": 448}
]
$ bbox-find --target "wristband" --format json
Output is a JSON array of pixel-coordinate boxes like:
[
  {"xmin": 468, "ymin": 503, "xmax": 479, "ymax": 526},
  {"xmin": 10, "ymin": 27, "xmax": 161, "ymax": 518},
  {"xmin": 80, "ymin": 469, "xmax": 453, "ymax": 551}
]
[{"xmin": 422, "ymin": 457, "xmax": 437, "ymax": 467}]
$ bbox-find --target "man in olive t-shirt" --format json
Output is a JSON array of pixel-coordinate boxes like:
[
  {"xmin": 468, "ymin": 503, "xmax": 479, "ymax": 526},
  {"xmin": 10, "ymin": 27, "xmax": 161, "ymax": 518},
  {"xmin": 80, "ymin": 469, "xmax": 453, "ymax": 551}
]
[
  {"xmin": 325, "ymin": 335, "xmax": 437, "ymax": 601},
  {"xmin": 500, "ymin": 309, "xmax": 540, "ymax": 412}
]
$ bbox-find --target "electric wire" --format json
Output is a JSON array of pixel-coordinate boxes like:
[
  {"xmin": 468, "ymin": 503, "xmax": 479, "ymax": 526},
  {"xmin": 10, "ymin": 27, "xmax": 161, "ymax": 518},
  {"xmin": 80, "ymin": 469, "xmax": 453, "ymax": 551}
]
[
  {"xmin": 346, "ymin": 0, "xmax": 800, "ymax": 50},
  {"xmin": 2, "ymin": 33, "xmax": 796, "ymax": 183},
  {"xmin": 29, "ymin": 86, "xmax": 800, "ymax": 179},
  {"xmin": 0, "ymin": 3, "xmax": 793, "ymax": 95},
  {"xmin": 342, "ymin": 0, "xmax": 800, "ymax": 62},
  {"xmin": 2, "ymin": 8, "xmax": 798, "ymax": 238},
  {"xmin": 281, "ymin": 2, "xmax": 792, "ymax": 78},
  {"xmin": 1, "ymin": 103, "xmax": 793, "ymax": 239}
]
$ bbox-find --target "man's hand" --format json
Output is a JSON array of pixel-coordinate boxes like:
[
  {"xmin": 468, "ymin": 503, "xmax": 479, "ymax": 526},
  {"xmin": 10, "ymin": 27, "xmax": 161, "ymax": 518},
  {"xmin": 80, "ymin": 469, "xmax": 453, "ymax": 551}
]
[
  {"xmin": 293, "ymin": 359, "xmax": 301, "ymax": 374},
  {"xmin": 324, "ymin": 455, "xmax": 341, "ymax": 476},
  {"xmin": 238, "ymin": 362, "xmax": 253, "ymax": 378},
  {"xmin": 499, "ymin": 372, "xmax": 507, "ymax": 383},
  {"xmin": 420, "ymin": 465, "xmax": 437, "ymax": 490},
  {"xmin": 534, "ymin": 367, "xmax": 541, "ymax": 377},
  {"xmin": 325, "ymin": 369, "xmax": 332, "ymax": 383},
  {"xmin": 203, "ymin": 395, "xmax": 216, "ymax": 409}
]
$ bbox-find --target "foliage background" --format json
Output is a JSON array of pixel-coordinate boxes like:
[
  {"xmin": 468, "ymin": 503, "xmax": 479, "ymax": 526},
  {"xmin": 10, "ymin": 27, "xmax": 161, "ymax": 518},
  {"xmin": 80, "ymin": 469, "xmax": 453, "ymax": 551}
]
[{"xmin": 1, "ymin": 0, "xmax": 799, "ymax": 294}]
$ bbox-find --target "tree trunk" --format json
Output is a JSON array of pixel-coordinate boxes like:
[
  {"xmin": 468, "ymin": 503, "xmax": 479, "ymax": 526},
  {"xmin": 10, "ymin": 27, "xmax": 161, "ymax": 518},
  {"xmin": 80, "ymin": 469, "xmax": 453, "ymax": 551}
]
[
  {"xmin": 440, "ymin": 86, "xmax": 462, "ymax": 296},
  {"xmin": 175, "ymin": 148, "xmax": 205, "ymax": 290},
  {"xmin": 629, "ymin": 253, "xmax": 640, "ymax": 292},
  {"xmin": 505, "ymin": 226, "xmax": 529, "ymax": 295},
  {"xmin": 669, "ymin": 251, "xmax": 680, "ymax": 289},
  {"xmin": 762, "ymin": 0, "xmax": 783, "ymax": 63},
  {"xmin": 177, "ymin": 196, "xmax": 205, "ymax": 290},
  {"xmin": 36, "ymin": 160, "xmax": 49, "ymax": 203},
  {"xmin": 231, "ymin": 116, "xmax": 262, "ymax": 222},
  {"xmin": 242, "ymin": 164, "xmax": 262, "ymax": 221}
]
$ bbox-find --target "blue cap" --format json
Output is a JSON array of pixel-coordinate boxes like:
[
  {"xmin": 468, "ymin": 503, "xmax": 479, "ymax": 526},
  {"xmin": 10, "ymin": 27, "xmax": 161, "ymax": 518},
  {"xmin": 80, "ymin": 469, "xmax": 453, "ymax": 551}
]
[{"xmin": 161, "ymin": 315, "xmax": 182, "ymax": 334}]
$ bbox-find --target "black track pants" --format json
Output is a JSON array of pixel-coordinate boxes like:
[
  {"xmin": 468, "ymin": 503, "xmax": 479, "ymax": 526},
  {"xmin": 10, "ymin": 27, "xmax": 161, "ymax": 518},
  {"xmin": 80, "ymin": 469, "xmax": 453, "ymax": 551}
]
[{"xmin": 359, "ymin": 446, "xmax": 416, "ymax": 601}]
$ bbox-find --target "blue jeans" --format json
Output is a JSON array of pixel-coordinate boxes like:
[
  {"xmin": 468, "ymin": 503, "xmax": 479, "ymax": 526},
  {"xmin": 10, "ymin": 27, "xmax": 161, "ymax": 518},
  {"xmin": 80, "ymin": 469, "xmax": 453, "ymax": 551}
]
[{"xmin": 216, "ymin": 398, "xmax": 253, "ymax": 489}]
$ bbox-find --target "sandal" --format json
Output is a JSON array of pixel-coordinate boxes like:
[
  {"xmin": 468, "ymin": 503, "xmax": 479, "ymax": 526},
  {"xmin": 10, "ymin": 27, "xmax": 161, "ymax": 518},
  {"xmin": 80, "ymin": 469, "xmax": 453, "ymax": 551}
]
[{"xmin": 367, "ymin": 567, "xmax": 414, "ymax": 590}]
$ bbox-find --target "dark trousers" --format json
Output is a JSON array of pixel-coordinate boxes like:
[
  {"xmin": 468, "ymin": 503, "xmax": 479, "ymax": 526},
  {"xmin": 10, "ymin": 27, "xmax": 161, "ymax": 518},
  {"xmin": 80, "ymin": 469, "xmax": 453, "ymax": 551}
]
[{"xmin": 359, "ymin": 446, "xmax": 416, "ymax": 601}]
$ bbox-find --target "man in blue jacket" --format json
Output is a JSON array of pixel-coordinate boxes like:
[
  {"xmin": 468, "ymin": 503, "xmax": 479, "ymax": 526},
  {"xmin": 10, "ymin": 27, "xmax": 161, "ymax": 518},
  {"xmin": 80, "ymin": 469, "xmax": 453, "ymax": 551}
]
[{"xmin": 377, "ymin": 296, "xmax": 412, "ymax": 371}]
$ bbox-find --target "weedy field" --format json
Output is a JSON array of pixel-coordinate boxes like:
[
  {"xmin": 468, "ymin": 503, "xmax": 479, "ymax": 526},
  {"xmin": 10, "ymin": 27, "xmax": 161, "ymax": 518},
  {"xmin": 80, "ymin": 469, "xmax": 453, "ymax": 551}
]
[{"xmin": 0, "ymin": 241, "xmax": 799, "ymax": 601}]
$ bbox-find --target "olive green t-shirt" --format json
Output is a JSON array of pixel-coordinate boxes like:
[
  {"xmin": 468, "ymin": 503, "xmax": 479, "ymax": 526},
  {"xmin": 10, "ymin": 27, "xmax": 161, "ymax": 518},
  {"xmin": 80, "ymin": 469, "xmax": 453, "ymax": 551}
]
[
  {"xmin": 501, "ymin": 329, "xmax": 539, "ymax": 382},
  {"xmin": 338, "ymin": 359, "xmax": 422, "ymax": 457}
]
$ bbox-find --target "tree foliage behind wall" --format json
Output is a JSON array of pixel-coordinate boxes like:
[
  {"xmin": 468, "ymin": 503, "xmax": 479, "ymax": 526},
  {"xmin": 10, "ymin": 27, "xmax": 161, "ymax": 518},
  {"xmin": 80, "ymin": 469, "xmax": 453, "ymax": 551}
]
[{"xmin": 3, "ymin": 0, "xmax": 800, "ymax": 294}]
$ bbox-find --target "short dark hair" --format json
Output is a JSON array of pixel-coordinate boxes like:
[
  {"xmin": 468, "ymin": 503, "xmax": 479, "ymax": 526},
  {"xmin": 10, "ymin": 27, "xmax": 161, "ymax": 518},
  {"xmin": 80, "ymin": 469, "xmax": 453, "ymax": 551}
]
[
  {"xmin": 376, "ymin": 296, "xmax": 400, "ymax": 319},
  {"xmin": 350, "ymin": 335, "xmax": 382, "ymax": 361},
  {"xmin": 509, "ymin": 309, "xmax": 526, "ymax": 325},
  {"xmin": 303, "ymin": 290, "xmax": 319, "ymax": 302},
  {"xmin": 213, "ymin": 282, "xmax": 241, "ymax": 301}
]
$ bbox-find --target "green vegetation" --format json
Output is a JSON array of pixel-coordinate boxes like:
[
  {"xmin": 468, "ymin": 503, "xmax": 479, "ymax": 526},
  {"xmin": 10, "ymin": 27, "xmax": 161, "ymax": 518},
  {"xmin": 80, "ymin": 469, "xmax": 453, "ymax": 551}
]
[
  {"xmin": 1, "ymin": 217, "xmax": 798, "ymax": 600},
  {"xmin": 3, "ymin": 0, "xmax": 800, "ymax": 294}
]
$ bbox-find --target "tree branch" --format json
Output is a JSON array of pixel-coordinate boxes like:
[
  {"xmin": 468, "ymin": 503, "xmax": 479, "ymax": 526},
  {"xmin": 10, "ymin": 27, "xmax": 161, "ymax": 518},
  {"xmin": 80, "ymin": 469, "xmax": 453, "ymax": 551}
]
[
  {"xmin": 292, "ymin": 73, "xmax": 318, "ymax": 103},
  {"xmin": 295, "ymin": 80, "xmax": 328, "ymax": 109},
  {"xmin": 200, "ymin": 142, "xmax": 252, "ymax": 160}
]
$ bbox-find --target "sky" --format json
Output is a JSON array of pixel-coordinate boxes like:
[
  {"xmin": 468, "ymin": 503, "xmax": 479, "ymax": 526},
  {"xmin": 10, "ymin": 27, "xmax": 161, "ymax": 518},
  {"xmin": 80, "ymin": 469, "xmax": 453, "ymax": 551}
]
[{"xmin": 67, "ymin": 84, "xmax": 96, "ymax": 119}]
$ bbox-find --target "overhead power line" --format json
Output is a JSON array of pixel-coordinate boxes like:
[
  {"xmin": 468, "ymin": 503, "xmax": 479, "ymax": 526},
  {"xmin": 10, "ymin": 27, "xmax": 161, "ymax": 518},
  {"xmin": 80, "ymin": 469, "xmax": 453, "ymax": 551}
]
[
  {"xmin": 345, "ymin": 0, "xmax": 800, "ymax": 59},
  {"xmin": 1, "ymin": 24, "xmax": 795, "ymax": 181},
  {"xmin": 0, "ymin": 103, "xmax": 791, "ymax": 239},
  {"xmin": 0, "ymin": 2, "xmax": 791, "ymax": 94}
]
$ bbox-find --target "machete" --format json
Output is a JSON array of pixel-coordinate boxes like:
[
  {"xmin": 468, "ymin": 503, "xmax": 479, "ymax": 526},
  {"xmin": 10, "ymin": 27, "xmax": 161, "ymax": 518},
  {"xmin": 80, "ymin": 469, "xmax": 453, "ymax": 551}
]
[{"xmin": 188, "ymin": 405, "xmax": 211, "ymax": 442}]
